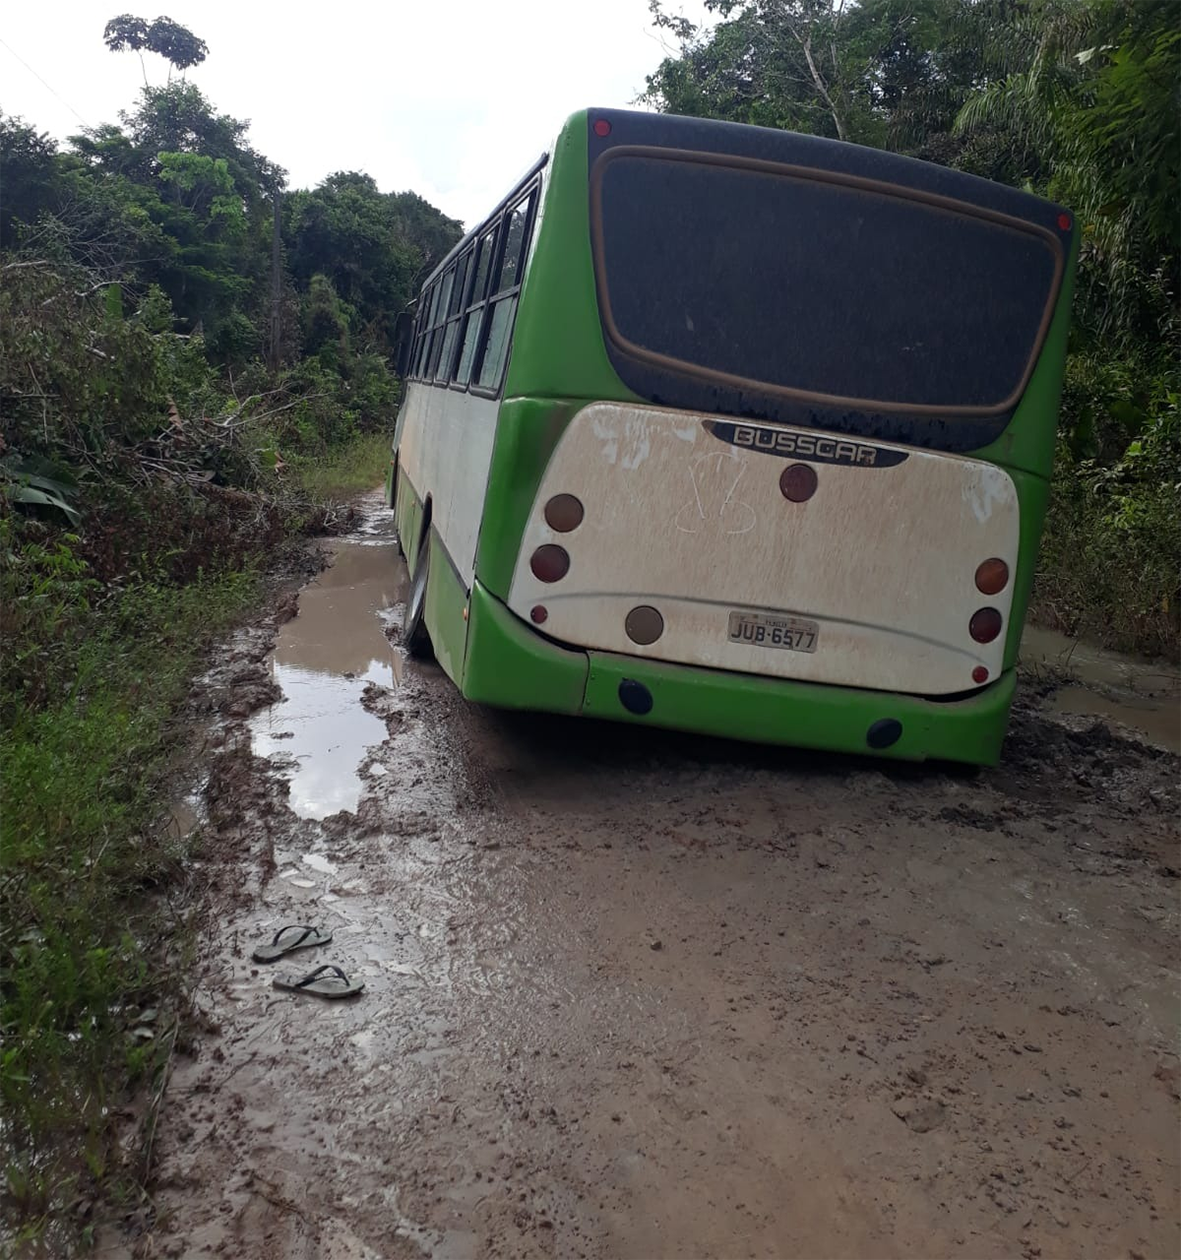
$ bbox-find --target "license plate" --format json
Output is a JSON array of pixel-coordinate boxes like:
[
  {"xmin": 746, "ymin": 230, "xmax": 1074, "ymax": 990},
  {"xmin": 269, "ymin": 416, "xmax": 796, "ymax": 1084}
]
[{"xmin": 727, "ymin": 611, "xmax": 819, "ymax": 653}]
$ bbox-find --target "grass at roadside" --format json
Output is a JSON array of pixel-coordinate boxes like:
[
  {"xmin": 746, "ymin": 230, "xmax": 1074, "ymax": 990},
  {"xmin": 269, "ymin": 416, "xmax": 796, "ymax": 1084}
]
[
  {"xmin": 288, "ymin": 431, "xmax": 391, "ymax": 504},
  {"xmin": 0, "ymin": 429, "xmax": 390, "ymax": 1249},
  {"xmin": 0, "ymin": 567, "xmax": 260, "ymax": 1251},
  {"xmin": 1032, "ymin": 465, "xmax": 1179, "ymax": 662}
]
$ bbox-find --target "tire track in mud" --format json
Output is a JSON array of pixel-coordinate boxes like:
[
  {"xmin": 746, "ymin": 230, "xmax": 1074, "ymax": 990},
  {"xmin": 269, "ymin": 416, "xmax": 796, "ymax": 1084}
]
[{"xmin": 120, "ymin": 495, "xmax": 1179, "ymax": 1260}]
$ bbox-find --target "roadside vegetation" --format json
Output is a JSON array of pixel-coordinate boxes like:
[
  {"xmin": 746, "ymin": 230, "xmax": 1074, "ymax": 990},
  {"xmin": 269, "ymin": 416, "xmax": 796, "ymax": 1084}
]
[
  {"xmin": 645, "ymin": 0, "xmax": 1180, "ymax": 657},
  {"xmin": 0, "ymin": 17, "xmax": 461, "ymax": 1249}
]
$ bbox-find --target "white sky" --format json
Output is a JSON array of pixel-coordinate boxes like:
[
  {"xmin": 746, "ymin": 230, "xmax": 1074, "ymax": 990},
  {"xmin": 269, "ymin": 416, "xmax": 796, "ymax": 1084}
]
[{"xmin": 1, "ymin": 1, "xmax": 712, "ymax": 228}]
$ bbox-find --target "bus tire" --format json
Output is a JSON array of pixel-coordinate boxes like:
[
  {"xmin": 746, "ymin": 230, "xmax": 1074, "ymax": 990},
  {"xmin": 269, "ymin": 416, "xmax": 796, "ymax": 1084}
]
[{"xmin": 404, "ymin": 539, "xmax": 433, "ymax": 660}]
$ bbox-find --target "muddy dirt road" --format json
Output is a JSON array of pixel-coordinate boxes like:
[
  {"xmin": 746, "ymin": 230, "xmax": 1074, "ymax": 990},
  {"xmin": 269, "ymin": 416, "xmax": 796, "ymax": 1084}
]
[{"xmin": 133, "ymin": 495, "xmax": 1179, "ymax": 1260}]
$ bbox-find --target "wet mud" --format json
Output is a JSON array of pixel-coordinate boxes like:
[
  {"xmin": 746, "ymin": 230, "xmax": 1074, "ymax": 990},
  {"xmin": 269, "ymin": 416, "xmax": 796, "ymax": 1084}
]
[
  {"xmin": 1021, "ymin": 624, "xmax": 1180, "ymax": 755},
  {"xmin": 123, "ymin": 492, "xmax": 1179, "ymax": 1259}
]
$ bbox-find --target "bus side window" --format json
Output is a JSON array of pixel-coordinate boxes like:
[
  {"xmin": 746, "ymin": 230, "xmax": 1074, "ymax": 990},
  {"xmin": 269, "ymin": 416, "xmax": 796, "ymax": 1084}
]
[
  {"xmin": 427, "ymin": 267, "xmax": 456, "ymax": 380},
  {"xmin": 474, "ymin": 191, "xmax": 534, "ymax": 392},
  {"xmin": 455, "ymin": 223, "xmax": 500, "ymax": 387},
  {"xmin": 415, "ymin": 287, "xmax": 433, "ymax": 378},
  {"xmin": 437, "ymin": 249, "xmax": 472, "ymax": 384},
  {"xmin": 415, "ymin": 282, "xmax": 439, "ymax": 378},
  {"xmin": 410, "ymin": 302, "xmax": 427, "ymax": 379}
]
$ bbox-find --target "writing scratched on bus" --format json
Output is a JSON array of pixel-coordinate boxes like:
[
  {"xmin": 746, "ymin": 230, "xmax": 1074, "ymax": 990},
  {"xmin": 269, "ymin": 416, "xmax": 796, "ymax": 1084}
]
[{"xmin": 675, "ymin": 452, "xmax": 756, "ymax": 536}]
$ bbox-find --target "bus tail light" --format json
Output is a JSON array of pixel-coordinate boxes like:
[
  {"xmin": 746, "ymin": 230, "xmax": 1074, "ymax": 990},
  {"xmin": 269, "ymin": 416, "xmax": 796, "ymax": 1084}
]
[
  {"xmin": 544, "ymin": 494, "xmax": 584, "ymax": 532},
  {"xmin": 779, "ymin": 463, "xmax": 818, "ymax": 502},
  {"xmin": 972, "ymin": 666, "xmax": 989, "ymax": 684},
  {"xmin": 975, "ymin": 558, "xmax": 1009, "ymax": 595},
  {"xmin": 625, "ymin": 605, "xmax": 664, "ymax": 645},
  {"xmin": 530, "ymin": 545, "xmax": 569, "ymax": 583},
  {"xmin": 969, "ymin": 607, "xmax": 1003, "ymax": 644}
]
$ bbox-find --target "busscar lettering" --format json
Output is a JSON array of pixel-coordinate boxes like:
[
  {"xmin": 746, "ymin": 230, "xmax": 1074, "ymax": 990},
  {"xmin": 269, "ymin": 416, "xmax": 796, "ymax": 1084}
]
[
  {"xmin": 733, "ymin": 425, "xmax": 882, "ymax": 465},
  {"xmin": 715, "ymin": 422, "xmax": 908, "ymax": 467}
]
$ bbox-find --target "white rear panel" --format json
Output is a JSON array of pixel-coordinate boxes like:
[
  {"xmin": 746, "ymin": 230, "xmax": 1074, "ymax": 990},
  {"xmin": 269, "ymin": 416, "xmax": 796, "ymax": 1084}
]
[{"xmin": 507, "ymin": 403, "xmax": 1019, "ymax": 696}]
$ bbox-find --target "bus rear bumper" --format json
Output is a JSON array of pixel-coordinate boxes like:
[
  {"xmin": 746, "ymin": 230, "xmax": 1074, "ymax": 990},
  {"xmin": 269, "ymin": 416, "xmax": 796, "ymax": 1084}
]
[{"xmin": 463, "ymin": 582, "xmax": 1016, "ymax": 766}]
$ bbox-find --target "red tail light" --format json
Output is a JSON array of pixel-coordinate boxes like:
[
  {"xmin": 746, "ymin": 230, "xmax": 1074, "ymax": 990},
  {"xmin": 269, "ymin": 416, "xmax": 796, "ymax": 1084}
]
[
  {"xmin": 544, "ymin": 494, "xmax": 584, "ymax": 532},
  {"xmin": 975, "ymin": 558, "xmax": 1009, "ymax": 595},
  {"xmin": 779, "ymin": 463, "xmax": 818, "ymax": 503},
  {"xmin": 530, "ymin": 545, "xmax": 569, "ymax": 583},
  {"xmin": 969, "ymin": 607, "xmax": 1003, "ymax": 644}
]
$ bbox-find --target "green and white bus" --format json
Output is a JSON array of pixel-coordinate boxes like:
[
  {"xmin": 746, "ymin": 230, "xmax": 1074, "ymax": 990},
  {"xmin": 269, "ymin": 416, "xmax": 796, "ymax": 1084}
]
[{"xmin": 387, "ymin": 108, "xmax": 1076, "ymax": 765}]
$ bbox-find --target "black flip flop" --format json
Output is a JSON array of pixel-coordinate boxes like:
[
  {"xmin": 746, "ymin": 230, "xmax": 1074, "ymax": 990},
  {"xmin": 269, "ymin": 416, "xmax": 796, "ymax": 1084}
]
[
  {"xmin": 251, "ymin": 924, "xmax": 333, "ymax": 964},
  {"xmin": 272, "ymin": 963, "xmax": 364, "ymax": 999}
]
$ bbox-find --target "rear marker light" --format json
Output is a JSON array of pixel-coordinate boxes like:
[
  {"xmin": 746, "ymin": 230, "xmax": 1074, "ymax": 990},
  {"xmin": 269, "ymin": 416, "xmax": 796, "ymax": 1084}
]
[
  {"xmin": 975, "ymin": 558, "xmax": 1009, "ymax": 595},
  {"xmin": 1058, "ymin": 212, "xmax": 1072, "ymax": 231},
  {"xmin": 618, "ymin": 679, "xmax": 653, "ymax": 715},
  {"xmin": 625, "ymin": 605, "xmax": 664, "ymax": 645},
  {"xmin": 531, "ymin": 605, "xmax": 548, "ymax": 624},
  {"xmin": 530, "ymin": 545, "xmax": 569, "ymax": 583},
  {"xmin": 972, "ymin": 666, "xmax": 989, "ymax": 685},
  {"xmin": 780, "ymin": 463, "xmax": 818, "ymax": 503},
  {"xmin": 969, "ymin": 607, "xmax": 1003, "ymax": 644},
  {"xmin": 593, "ymin": 119, "xmax": 612, "ymax": 137},
  {"xmin": 866, "ymin": 718, "xmax": 902, "ymax": 750},
  {"xmin": 544, "ymin": 494, "xmax": 584, "ymax": 533}
]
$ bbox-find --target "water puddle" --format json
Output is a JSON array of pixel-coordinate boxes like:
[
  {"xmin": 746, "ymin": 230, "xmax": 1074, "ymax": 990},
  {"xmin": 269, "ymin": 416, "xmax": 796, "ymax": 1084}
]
[
  {"xmin": 1021, "ymin": 624, "xmax": 1180, "ymax": 753},
  {"xmin": 250, "ymin": 495, "xmax": 406, "ymax": 818}
]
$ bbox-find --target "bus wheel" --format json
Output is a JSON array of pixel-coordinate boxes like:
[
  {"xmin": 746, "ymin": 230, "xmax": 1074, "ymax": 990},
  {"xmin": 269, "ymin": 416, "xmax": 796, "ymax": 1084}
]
[{"xmin": 404, "ymin": 541, "xmax": 433, "ymax": 660}]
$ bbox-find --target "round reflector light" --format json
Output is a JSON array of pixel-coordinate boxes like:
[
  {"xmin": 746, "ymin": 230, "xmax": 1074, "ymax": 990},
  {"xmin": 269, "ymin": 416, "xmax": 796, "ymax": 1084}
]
[
  {"xmin": 1057, "ymin": 212, "xmax": 1072, "ymax": 231},
  {"xmin": 779, "ymin": 463, "xmax": 818, "ymax": 503},
  {"xmin": 972, "ymin": 665, "xmax": 989, "ymax": 684},
  {"xmin": 969, "ymin": 607, "xmax": 1003, "ymax": 644},
  {"xmin": 625, "ymin": 605, "xmax": 664, "ymax": 645},
  {"xmin": 530, "ymin": 545, "xmax": 569, "ymax": 583},
  {"xmin": 544, "ymin": 494, "xmax": 584, "ymax": 533},
  {"xmin": 593, "ymin": 119, "xmax": 611, "ymax": 137},
  {"xmin": 975, "ymin": 558, "xmax": 1010, "ymax": 595},
  {"xmin": 531, "ymin": 605, "xmax": 548, "ymax": 624}
]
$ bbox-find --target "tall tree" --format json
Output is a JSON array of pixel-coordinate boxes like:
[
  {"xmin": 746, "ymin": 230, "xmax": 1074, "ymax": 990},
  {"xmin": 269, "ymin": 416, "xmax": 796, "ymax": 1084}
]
[{"xmin": 103, "ymin": 14, "xmax": 209, "ymax": 84}]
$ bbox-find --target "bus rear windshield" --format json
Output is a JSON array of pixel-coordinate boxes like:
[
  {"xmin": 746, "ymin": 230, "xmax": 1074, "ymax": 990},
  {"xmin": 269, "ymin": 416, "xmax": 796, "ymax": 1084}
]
[{"xmin": 593, "ymin": 153, "xmax": 1062, "ymax": 417}]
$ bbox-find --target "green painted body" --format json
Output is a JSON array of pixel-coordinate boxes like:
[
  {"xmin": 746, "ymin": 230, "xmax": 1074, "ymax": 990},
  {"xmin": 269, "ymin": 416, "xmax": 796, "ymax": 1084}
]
[{"xmin": 393, "ymin": 110, "xmax": 1077, "ymax": 766}]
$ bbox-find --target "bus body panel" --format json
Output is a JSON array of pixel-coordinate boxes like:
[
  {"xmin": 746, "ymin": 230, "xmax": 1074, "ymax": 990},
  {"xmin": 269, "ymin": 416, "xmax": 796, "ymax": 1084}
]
[
  {"xmin": 462, "ymin": 578, "xmax": 1014, "ymax": 765},
  {"xmin": 506, "ymin": 403, "xmax": 1017, "ymax": 697},
  {"xmin": 395, "ymin": 381, "xmax": 501, "ymax": 587}
]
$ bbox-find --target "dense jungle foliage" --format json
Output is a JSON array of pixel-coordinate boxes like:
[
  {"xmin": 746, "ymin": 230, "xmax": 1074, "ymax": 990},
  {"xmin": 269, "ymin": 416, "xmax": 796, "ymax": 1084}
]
[
  {"xmin": 0, "ymin": 20, "xmax": 462, "ymax": 1249},
  {"xmin": 643, "ymin": 0, "xmax": 1179, "ymax": 657}
]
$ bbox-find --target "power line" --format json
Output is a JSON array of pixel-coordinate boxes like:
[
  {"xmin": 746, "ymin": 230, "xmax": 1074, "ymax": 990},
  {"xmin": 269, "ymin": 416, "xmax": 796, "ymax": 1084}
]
[{"xmin": 0, "ymin": 36, "xmax": 90, "ymax": 128}]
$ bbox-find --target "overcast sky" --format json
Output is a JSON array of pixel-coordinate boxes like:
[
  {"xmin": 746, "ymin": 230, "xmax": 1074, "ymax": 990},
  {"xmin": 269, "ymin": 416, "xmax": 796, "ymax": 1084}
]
[{"xmin": 2, "ymin": 1, "xmax": 712, "ymax": 228}]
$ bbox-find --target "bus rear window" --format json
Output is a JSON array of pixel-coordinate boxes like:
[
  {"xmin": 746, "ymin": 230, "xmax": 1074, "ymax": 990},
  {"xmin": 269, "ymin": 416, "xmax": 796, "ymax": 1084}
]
[{"xmin": 593, "ymin": 153, "xmax": 1062, "ymax": 416}]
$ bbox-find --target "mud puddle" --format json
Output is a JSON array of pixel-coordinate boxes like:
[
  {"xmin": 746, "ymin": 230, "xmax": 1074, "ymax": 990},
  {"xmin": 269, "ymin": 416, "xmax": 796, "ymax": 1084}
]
[
  {"xmin": 248, "ymin": 499, "xmax": 404, "ymax": 819},
  {"xmin": 1021, "ymin": 623, "xmax": 1180, "ymax": 753},
  {"xmin": 129, "ymin": 496, "xmax": 1179, "ymax": 1260}
]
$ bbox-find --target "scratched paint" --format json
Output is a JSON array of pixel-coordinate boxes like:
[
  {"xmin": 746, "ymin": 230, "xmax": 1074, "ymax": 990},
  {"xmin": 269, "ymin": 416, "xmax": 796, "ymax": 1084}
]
[
  {"xmin": 962, "ymin": 466, "xmax": 1015, "ymax": 525},
  {"xmin": 675, "ymin": 452, "xmax": 756, "ymax": 536}
]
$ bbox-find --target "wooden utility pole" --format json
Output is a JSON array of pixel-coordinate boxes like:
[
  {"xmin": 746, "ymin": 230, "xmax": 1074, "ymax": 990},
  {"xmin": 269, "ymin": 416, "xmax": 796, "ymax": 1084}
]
[{"xmin": 269, "ymin": 181, "xmax": 282, "ymax": 372}]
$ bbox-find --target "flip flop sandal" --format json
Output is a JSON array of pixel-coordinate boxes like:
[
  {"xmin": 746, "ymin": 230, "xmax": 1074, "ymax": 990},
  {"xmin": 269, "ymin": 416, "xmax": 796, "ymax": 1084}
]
[
  {"xmin": 251, "ymin": 924, "xmax": 333, "ymax": 964},
  {"xmin": 272, "ymin": 964, "xmax": 364, "ymax": 999}
]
